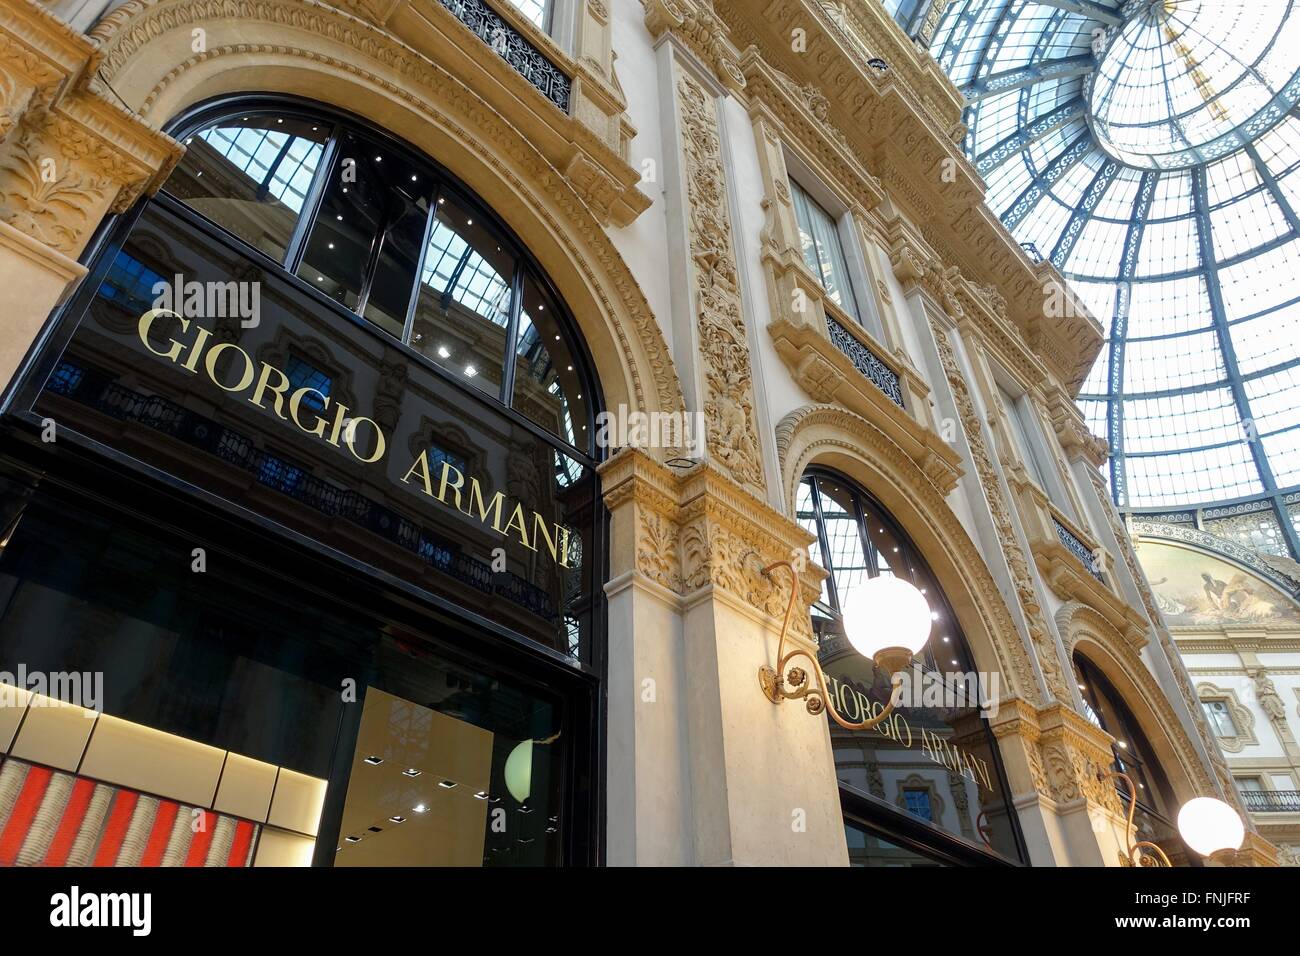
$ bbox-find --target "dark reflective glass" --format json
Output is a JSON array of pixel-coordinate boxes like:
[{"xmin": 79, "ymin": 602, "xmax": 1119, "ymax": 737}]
[
  {"xmin": 845, "ymin": 820, "xmax": 948, "ymax": 867},
  {"xmin": 409, "ymin": 191, "xmax": 516, "ymax": 395},
  {"xmin": 800, "ymin": 473, "xmax": 1022, "ymax": 862},
  {"xmin": 512, "ymin": 272, "xmax": 591, "ymax": 451},
  {"xmin": 0, "ymin": 475, "xmax": 569, "ymax": 865},
  {"xmin": 35, "ymin": 202, "xmax": 595, "ymax": 661},
  {"xmin": 296, "ymin": 130, "xmax": 389, "ymax": 314},
  {"xmin": 167, "ymin": 114, "xmax": 328, "ymax": 263}
]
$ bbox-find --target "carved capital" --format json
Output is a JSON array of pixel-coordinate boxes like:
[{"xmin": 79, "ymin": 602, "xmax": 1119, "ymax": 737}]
[
  {"xmin": 643, "ymin": 0, "xmax": 745, "ymax": 92},
  {"xmin": 600, "ymin": 447, "xmax": 824, "ymax": 637}
]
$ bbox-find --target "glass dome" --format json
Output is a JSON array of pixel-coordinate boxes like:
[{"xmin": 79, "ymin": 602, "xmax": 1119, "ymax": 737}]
[{"xmin": 932, "ymin": 0, "xmax": 1300, "ymax": 512}]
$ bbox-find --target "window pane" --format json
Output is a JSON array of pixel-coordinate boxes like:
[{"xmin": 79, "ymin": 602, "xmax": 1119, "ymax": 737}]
[
  {"xmin": 167, "ymin": 114, "xmax": 328, "ymax": 262},
  {"xmin": 815, "ymin": 476, "xmax": 868, "ymax": 604},
  {"xmin": 505, "ymin": 0, "xmax": 551, "ymax": 30},
  {"xmin": 512, "ymin": 272, "xmax": 591, "ymax": 451},
  {"xmin": 796, "ymin": 478, "xmax": 832, "ymax": 608},
  {"xmin": 789, "ymin": 179, "xmax": 861, "ymax": 320},
  {"xmin": 409, "ymin": 192, "xmax": 516, "ymax": 396},
  {"xmin": 362, "ymin": 181, "xmax": 433, "ymax": 340},
  {"xmin": 998, "ymin": 384, "xmax": 1048, "ymax": 488},
  {"xmin": 296, "ymin": 130, "xmax": 390, "ymax": 314}
]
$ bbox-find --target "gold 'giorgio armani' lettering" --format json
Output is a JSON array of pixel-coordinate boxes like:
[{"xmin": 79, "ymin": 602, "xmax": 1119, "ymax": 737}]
[
  {"xmin": 401, "ymin": 453, "xmax": 573, "ymax": 565},
  {"xmin": 136, "ymin": 311, "xmax": 574, "ymax": 568}
]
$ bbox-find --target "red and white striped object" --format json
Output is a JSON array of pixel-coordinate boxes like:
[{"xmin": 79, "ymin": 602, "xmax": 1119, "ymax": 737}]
[{"xmin": 0, "ymin": 757, "xmax": 259, "ymax": 867}]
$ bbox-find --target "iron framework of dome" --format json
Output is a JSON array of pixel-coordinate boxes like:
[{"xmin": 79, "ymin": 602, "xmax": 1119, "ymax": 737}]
[{"xmin": 929, "ymin": 0, "xmax": 1300, "ymax": 561}]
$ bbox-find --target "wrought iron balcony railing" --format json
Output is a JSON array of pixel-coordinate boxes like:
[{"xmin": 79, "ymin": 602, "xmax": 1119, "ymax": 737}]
[
  {"xmin": 439, "ymin": 0, "xmax": 571, "ymax": 113},
  {"xmin": 1241, "ymin": 790, "xmax": 1300, "ymax": 813},
  {"xmin": 826, "ymin": 315, "xmax": 905, "ymax": 409}
]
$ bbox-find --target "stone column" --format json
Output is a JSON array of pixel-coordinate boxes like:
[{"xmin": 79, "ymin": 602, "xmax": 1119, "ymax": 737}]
[
  {"xmin": 0, "ymin": 0, "xmax": 180, "ymax": 392},
  {"xmin": 601, "ymin": 448, "xmax": 848, "ymax": 865}
]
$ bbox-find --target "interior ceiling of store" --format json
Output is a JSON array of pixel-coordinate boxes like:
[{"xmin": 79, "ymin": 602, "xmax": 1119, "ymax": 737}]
[{"xmin": 930, "ymin": 0, "xmax": 1300, "ymax": 512}]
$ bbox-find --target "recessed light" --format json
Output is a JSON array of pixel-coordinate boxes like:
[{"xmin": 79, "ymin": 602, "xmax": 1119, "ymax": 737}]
[
  {"xmin": 538, "ymin": 305, "xmax": 544, "ymax": 311},
  {"xmin": 328, "ymin": 243, "xmax": 335, "ymax": 249},
  {"xmin": 375, "ymin": 156, "xmax": 382, "ymax": 161},
  {"xmin": 464, "ymin": 365, "xmax": 477, "ymax": 378},
  {"xmin": 951, "ymin": 660, "xmax": 958, "ymax": 666},
  {"xmin": 438, "ymin": 779, "xmax": 458, "ymax": 789},
  {"xmin": 336, "ymin": 214, "xmax": 343, "ymax": 221},
  {"xmin": 196, "ymin": 171, "xmax": 203, "ymax": 177},
  {"xmin": 312, "ymin": 126, "xmax": 318, "ymax": 131},
  {"xmin": 389, "ymin": 815, "xmax": 406, "ymax": 824},
  {"xmin": 277, "ymin": 118, "xmax": 283, "ymax": 124},
  {"xmin": 438, "ymin": 197, "xmax": 445, "ymax": 204},
  {"xmin": 402, "ymin": 768, "xmax": 422, "ymax": 777},
  {"xmin": 316, "ymin": 276, "xmax": 324, "ymax": 282},
  {"xmin": 437, "ymin": 345, "xmax": 450, "ymax": 358},
  {"xmin": 474, "ymin": 791, "xmax": 490, "ymax": 800},
  {"xmin": 411, "ymin": 175, "xmax": 418, "ymax": 181},
  {"xmin": 466, "ymin": 219, "xmax": 473, "ymax": 225},
  {"xmin": 517, "ymin": 805, "xmax": 533, "ymax": 814},
  {"xmin": 1117, "ymin": 741, "xmax": 1129, "ymax": 749},
  {"xmin": 577, "ymin": 394, "xmax": 582, "ymax": 399},
  {"xmin": 342, "ymin": 187, "xmax": 348, "ymax": 193},
  {"xmin": 363, "ymin": 755, "xmax": 383, "ymax": 765},
  {"xmin": 546, "ymin": 827, "xmax": 557, "ymax": 833},
  {"xmin": 345, "ymin": 835, "xmax": 361, "ymax": 843},
  {"xmin": 412, "ymin": 804, "xmax": 429, "ymax": 813},
  {"xmin": 186, "ymin": 137, "xmax": 193, "ymax": 145},
  {"xmin": 554, "ymin": 335, "xmax": 560, "ymax": 341},
  {"xmin": 930, "ymin": 611, "xmax": 940, "ymax": 621},
  {"xmin": 942, "ymin": 636, "xmax": 950, "ymax": 643},
  {"xmin": 567, "ymin": 365, "xmax": 573, "ymax": 371}
]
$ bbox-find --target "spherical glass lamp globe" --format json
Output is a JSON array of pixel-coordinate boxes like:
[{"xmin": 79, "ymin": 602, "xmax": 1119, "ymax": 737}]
[
  {"xmin": 838, "ymin": 575, "xmax": 932, "ymax": 675},
  {"xmin": 1177, "ymin": 798, "xmax": 1244, "ymax": 860}
]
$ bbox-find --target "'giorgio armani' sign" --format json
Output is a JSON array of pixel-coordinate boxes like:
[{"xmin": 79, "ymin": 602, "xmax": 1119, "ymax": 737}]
[
  {"xmin": 33, "ymin": 202, "xmax": 595, "ymax": 657},
  {"xmin": 137, "ymin": 308, "xmax": 578, "ymax": 568}
]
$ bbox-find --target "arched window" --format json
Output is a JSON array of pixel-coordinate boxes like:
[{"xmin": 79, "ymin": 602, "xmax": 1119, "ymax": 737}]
[
  {"xmin": 1073, "ymin": 652, "xmax": 1186, "ymax": 861},
  {"xmin": 795, "ymin": 469, "xmax": 1026, "ymax": 865},
  {"xmin": 28, "ymin": 97, "xmax": 604, "ymax": 663},
  {"xmin": 9, "ymin": 95, "xmax": 608, "ymax": 867}
]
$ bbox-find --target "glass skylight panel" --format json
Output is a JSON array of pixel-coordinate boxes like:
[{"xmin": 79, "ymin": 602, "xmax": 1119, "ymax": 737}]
[
  {"xmin": 1079, "ymin": 345, "xmax": 1110, "ymax": 396},
  {"xmin": 1065, "ymin": 217, "xmax": 1127, "ymax": 278},
  {"xmin": 1263, "ymin": 428, "xmax": 1300, "ymax": 488},
  {"xmin": 1245, "ymin": 365, "xmax": 1300, "ymax": 436},
  {"xmin": 1014, "ymin": 192, "xmax": 1072, "ymax": 256},
  {"xmin": 1122, "ymin": 388, "xmax": 1241, "ymax": 455},
  {"xmin": 1210, "ymin": 190, "xmax": 1290, "ymax": 261},
  {"xmin": 1124, "ymin": 277, "xmax": 1211, "ymax": 339},
  {"xmin": 1079, "ymin": 399, "xmax": 1109, "ymax": 440},
  {"xmin": 1134, "ymin": 216, "xmax": 1200, "ymax": 277},
  {"xmin": 1123, "ymin": 330, "xmax": 1224, "ymax": 394},
  {"xmin": 1230, "ymin": 304, "xmax": 1300, "ymax": 376},
  {"xmin": 1069, "ymin": 279, "xmax": 1116, "ymax": 330},
  {"xmin": 1148, "ymin": 172, "xmax": 1192, "ymax": 219},
  {"xmin": 1218, "ymin": 241, "xmax": 1300, "ymax": 320},
  {"xmin": 1125, "ymin": 444, "xmax": 1262, "ymax": 507}
]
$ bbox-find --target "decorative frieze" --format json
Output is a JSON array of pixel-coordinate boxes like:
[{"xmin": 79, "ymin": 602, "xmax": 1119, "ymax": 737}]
[
  {"xmin": 930, "ymin": 321, "xmax": 1069, "ymax": 705},
  {"xmin": 673, "ymin": 65, "xmax": 765, "ymax": 494}
]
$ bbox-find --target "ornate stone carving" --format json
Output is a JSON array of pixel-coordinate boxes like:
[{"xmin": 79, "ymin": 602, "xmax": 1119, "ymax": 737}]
[
  {"xmin": 774, "ymin": 403, "xmax": 1035, "ymax": 701},
  {"xmin": 1196, "ymin": 683, "xmax": 1258, "ymax": 754},
  {"xmin": 674, "ymin": 67, "xmax": 764, "ymax": 493},
  {"xmin": 643, "ymin": 0, "xmax": 745, "ymax": 92},
  {"xmin": 929, "ymin": 321, "xmax": 1070, "ymax": 704},
  {"xmin": 600, "ymin": 448, "xmax": 822, "ymax": 639}
]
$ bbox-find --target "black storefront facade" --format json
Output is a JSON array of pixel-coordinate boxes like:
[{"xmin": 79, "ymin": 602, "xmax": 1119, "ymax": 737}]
[{"xmin": 0, "ymin": 97, "xmax": 605, "ymax": 867}]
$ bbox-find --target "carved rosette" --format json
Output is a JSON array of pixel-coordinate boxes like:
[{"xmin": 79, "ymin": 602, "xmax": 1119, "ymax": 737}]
[
  {"xmin": 930, "ymin": 321, "xmax": 1072, "ymax": 704},
  {"xmin": 673, "ymin": 67, "xmax": 765, "ymax": 495}
]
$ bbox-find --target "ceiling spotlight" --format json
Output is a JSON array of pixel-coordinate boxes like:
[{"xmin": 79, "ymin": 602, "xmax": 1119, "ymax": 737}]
[
  {"xmin": 412, "ymin": 804, "xmax": 429, "ymax": 814},
  {"xmin": 402, "ymin": 768, "xmax": 422, "ymax": 777},
  {"xmin": 467, "ymin": 219, "xmax": 473, "ymax": 225},
  {"xmin": 389, "ymin": 815, "xmax": 406, "ymax": 824},
  {"xmin": 438, "ymin": 780, "xmax": 458, "ymax": 790},
  {"xmin": 363, "ymin": 755, "xmax": 384, "ymax": 765},
  {"xmin": 474, "ymin": 791, "xmax": 490, "ymax": 800},
  {"xmin": 464, "ymin": 365, "xmax": 477, "ymax": 378},
  {"xmin": 328, "ymin": 243, "xmax": 335, "ymax": 249},
  {"xmin": 437, "ymin": 345, "xmax": 451, "ymax": 358},
  {"xmin": 1117, "ymin": 741, "xmax": 1129, "ymax": 749},
  {"xmin": 344, "ymin": 835, "xmax": 361, "ymax": 843}
]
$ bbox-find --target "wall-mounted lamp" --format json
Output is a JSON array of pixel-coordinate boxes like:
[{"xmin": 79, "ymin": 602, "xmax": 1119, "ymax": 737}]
[
  {"xmin": 759, "ymin": 563, "xmax": 931, "ymax": 730},
  {"xmin": 1098, "ymin": 769, "xmax": 1244, "ymax": 866}
]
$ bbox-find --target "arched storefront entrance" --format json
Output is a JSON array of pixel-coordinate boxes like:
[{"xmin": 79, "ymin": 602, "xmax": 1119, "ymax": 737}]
[
  {"xmin": 794, "ymin": 467, "xmax": 1027, "ymax": 865},
  {"xmin": 0, "ymin": 95, "xmax": 608, "ymax": 866}
]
